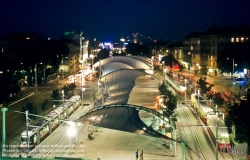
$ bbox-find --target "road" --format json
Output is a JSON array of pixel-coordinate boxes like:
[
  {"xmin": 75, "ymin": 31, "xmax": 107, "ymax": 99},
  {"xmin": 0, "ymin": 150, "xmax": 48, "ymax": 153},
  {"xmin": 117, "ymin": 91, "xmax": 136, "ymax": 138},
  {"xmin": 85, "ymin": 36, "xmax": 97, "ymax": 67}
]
[{"xmin": 0, "ymin": 75, "xmax": 97, "ymax": 147}]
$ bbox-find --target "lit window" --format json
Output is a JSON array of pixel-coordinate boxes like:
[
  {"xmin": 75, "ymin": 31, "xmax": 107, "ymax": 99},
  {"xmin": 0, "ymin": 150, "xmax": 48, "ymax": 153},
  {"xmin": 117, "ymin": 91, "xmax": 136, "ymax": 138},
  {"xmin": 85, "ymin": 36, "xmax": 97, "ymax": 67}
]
[
  {"xmin": 236, "ymin": 38, "xmax": 239, "ymax": 42},
  {"xmin": 246, "ymin": 38, "xmax": 249, "ymax": 40},
  {"xmin": 190, "ymin": 46, "xmax": 193, "ymax": 50},
  {"xmin": 231, "ymin": 38, "xmax": 234, "ymax": 42},
  {"xmin": 241, "ymin": 37, "xmax": 244, "ymax": 42}
]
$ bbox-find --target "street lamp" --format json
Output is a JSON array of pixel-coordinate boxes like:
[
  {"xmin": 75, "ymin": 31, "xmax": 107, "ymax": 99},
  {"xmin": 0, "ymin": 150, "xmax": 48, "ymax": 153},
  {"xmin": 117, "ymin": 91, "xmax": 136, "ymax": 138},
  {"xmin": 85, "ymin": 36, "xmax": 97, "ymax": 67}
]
[
  {"xmin": 162, "ymin": 61, "xmax": 165, "ymax": 81},
  {"xmin": 90, "ymin": 54, "xmax": 94, "ymax": 78},
  {"xmin": 184, "ymin": 79, "xmax": 187, "ymax": 105},
  {"xmin": 227, "ymin": 58, "xmax": 235, "ymax": 90},
  {"xmin": 188, "ymin": 52, "xmax": 193, "ymax": 70}
]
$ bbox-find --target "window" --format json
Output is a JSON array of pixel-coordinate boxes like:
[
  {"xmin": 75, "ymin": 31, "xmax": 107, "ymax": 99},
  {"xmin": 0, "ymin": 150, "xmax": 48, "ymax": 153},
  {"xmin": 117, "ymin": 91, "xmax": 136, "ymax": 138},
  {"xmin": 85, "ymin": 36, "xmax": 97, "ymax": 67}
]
[
  {"xmin": 231, "ymin": 38, "xmax": 234, "ymax": 42},
  {"xmin": 190, "ymin": 46, "xmax": 193, "ymax": 50},
  {"xmin": 241, "ymin": 37, "xmax": 244, "ymax": 42},
  {"xmin": 236, "ymin": 38, "xmax": 239, "ymax": 42}
]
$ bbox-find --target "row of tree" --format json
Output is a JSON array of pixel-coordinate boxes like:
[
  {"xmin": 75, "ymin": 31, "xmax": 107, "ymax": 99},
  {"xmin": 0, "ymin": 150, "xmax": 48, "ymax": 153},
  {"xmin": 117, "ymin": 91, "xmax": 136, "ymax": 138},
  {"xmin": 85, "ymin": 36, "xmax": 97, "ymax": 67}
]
[{"xmin": 21, "ymin": 82, "xmax": 76, "ymax": 120}]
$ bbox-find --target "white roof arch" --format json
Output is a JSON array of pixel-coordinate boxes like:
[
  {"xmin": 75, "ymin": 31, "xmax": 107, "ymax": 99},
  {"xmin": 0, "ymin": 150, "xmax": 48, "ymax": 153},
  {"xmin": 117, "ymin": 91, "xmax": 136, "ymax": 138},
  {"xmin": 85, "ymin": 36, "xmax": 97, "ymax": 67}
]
[
  {"xmin": 101, "ymin": 62, "xmax": 133, "ymax": 76},
  {"xmin": 93, "ymin": 56, "xmax": 151, "ymax": 72},
  {"xmin": 95, "ymin": 69, "xmax": 160, "ymax": 107},
  {"xmin": 129, "ymin": 56, "xmax": 152, "ymax": 67}
]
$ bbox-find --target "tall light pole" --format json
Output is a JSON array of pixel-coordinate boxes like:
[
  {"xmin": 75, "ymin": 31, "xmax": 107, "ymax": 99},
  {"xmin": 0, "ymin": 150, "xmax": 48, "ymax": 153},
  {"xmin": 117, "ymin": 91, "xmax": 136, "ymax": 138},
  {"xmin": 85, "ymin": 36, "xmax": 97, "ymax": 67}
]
[
  {"xmin": 1, "ymin": 106, "xmax": 8, "ymax": 157},
  {"xmin": 26, "ymin": 111, "xmax": 30, "ymax": 152},
  {"xmin": 184, "ymin": 79, "xmax": 187, "ymax": 105},
  {"xmin": 151, "ymin": 56, "xmax": 154, "ymax": 74},
  {"xmin": 227, "ymin": 58, "xmax": 235, "ymax": 90},
  {"xmin": 35, "ymin": 63, "xmax": 37, "ymax": 93},
  {"xmin": 90, "ymin": 54, "xmax": 94, "ymax": 78},
  {"xmin": 215, "ymin": 108, "xmax": 219, "ymax": 160},
  {"xmin": 162, "ymin": 61, "xmax": 165, "ymax": 81},
  {"xmin": 61, "ymin": 90, "xmax": 66, "ymax": 118},
  {"xmin": 43, "ymin": 63, "xmax": 45, "ymax": 83},
  {"xmin": 188, "ymin": 52, "xmax": 193, "ymax": 70}
]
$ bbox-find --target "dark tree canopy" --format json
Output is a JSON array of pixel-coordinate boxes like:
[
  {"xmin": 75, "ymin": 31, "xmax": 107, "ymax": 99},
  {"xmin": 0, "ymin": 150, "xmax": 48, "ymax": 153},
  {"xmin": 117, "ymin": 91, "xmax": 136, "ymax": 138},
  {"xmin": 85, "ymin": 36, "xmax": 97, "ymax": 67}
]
[{"xmin": 196, "ymin": 77, "xmax": 214, "ymax": 95}]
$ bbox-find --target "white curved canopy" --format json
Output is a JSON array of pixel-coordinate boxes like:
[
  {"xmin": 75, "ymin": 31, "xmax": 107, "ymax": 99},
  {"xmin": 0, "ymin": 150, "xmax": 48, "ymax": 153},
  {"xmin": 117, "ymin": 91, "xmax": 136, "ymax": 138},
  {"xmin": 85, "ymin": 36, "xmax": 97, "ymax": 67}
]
[
  {"xmin": 93, "ymin": 56, "xmax": 152, "ymax": 76},
  {"xmin": 101, "ymin": 62, "xmax": 133, "ymax": 76},
  {"xmin": 95, "ymin": 69, "xmax": 159, "ymax": 107}
]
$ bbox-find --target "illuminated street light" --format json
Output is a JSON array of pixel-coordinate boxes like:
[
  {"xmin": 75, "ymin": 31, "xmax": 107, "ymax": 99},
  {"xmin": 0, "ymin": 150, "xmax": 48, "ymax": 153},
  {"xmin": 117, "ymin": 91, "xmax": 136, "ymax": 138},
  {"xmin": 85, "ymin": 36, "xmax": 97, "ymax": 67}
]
[
  {"xmin": 90, "ymin": 54, "xmax": 94, "ymax": 78},
  {"xmin": 162, "ymin": 61, "xmax": 165, "ymax": 81},
  {"xmin": 227, "ymin": 58, "xmax": 235, "ymax": 90},
  {"xmin": 184, "ymin": 79, "xmax": 187, "ymax": 105}
]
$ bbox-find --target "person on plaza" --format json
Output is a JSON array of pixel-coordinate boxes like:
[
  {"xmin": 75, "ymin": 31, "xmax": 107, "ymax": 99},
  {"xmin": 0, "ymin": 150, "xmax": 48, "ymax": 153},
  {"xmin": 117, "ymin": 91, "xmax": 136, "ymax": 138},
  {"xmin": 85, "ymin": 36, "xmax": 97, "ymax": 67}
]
[
  {"xmin": 88, "ymin": 132, "xmax": 94, "ymax": 140},
  {"xmin": 135, "ymin": 149, "xmax": 139, "ymax": 159},
  {"xmin": 140, "ymin": 150, "xmax": 143, "ymax": 160}
]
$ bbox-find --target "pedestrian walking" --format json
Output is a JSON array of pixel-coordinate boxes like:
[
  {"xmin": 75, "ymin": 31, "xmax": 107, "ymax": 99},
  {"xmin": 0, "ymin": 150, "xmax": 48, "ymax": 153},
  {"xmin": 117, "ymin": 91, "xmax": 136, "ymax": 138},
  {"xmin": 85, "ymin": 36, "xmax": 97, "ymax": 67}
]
[
  {"xmin": 135, "ymin": 149, "xmax": 139, "ymax": 160},
  {"xmin": 140, "ymin": 150, "xmax": 144, "ymax": 160}
]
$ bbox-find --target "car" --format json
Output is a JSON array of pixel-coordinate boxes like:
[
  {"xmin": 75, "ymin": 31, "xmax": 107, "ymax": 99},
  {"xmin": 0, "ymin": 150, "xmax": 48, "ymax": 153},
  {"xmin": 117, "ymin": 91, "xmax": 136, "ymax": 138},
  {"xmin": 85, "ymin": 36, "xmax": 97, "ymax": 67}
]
[
  {"xmin": 240, "ymin": 96, "xmax": 247, "ymax": 101},
  {"xmin": 235, "ymin": 77, "xmax": 244, "ymax": 81}
]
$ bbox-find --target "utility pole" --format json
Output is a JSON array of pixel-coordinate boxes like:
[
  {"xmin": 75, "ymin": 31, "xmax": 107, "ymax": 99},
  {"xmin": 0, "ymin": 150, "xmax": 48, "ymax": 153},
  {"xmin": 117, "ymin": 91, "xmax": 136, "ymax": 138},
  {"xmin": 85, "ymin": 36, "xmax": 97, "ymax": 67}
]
[
  {"xmin": 162, "ymin": 61, "xmax": 165, "ymax": 81},
  {"xmin": 62, "ymin": 90, "xmax": 66, "ymax": 118},
  {"xmin": 26, "ymin": 111, "xmax": 30, "ymax": 152},
  {"xmin": 43, "ymin": 63, "xmax": 45, "ymax": 83},
  {"xmin": 35, "ymin": 63, "xmax": 37, "ymax": 93},
  {"xmin": 1, "ymin": 106, "xmax": 8, "ymax": 157},
  {"xmin": 185, "ymin": 79, "xmax": 187, "ymax": 105},
  {"xmin": 215, "ymin": 111, "xmax": 219, "ymax": 160}
]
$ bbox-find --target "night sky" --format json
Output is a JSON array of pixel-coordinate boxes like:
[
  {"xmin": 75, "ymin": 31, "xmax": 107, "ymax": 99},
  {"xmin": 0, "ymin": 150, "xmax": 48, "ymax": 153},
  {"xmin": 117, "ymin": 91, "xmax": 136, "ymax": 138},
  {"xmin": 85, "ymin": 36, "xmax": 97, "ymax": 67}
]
[{"xmin": 0, "ymin": 0, "xmax": 250, "ymax": 41}]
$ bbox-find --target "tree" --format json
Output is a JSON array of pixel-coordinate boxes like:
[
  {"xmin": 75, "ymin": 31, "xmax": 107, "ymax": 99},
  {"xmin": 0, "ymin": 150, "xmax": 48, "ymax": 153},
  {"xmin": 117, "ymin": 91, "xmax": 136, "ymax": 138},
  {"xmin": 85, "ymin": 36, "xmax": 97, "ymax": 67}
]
[
  {"xmin": 22, "ymin": 103, "xmax": 38, "ymax": 120},
  {"xmin": 212, "ymin": 92, "xmax": 224, "ymax": 108},
  {"xmin": 51, "ymin": 89, "xmax": 61, "ymax": 100},
  {"xmin": 196, "ymin": 77, "xmax": 214, "ymax": 95},
  {"xmin": 62, "ymin": 85, "xmax": 69, "ymax": 96},
  {"xmin": 41, "ymin": 99, "xmax": 49, "ymax": 111},
  {"xmin": 226, "ymin": 100, "xmax": 250, "ymax": 155},
  {"xmin": 96, "ymin": 49, "xmax": 110, "ymax": 59},
  {"xmin": 161, "ymin": 54, "xmax": 184, "ymax": 72},
  {"xmin": 158, "ymin": 81, "xmax": 177, "ymax": 122}
]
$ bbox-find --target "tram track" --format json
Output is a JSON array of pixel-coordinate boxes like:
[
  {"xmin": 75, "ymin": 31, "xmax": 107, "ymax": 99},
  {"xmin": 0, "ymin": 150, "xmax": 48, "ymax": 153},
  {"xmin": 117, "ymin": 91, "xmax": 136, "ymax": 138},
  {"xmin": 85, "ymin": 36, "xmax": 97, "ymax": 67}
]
[{"xmin": 176, "ymin": 104, "xmax": 206, "ymax": 160}]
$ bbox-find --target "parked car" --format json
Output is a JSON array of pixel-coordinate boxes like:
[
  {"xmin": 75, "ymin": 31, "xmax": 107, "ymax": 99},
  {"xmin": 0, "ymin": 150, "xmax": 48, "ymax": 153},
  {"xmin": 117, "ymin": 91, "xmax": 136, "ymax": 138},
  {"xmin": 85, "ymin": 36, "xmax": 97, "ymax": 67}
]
[
  {"xmin": 240, "ymin": 96, "xmax": 247, "ymax": 101},
  {"xmin": 235, "ymin": 77, "xmax": 244, "ymax": 81}
]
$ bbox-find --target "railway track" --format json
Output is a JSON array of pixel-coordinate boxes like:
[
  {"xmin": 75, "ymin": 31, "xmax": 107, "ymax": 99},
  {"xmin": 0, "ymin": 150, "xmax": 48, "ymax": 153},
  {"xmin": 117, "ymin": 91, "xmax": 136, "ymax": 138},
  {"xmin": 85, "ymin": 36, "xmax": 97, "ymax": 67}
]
[{"xmin": 176, "ymin": 104, "xmax": 206, "ymax": 160}]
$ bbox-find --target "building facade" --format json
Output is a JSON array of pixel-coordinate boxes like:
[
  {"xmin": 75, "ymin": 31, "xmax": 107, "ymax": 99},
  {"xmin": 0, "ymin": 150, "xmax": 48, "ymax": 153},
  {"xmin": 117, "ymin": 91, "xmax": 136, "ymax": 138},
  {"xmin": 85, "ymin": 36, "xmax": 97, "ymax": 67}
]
[{"xmin": 182, "ymin": 24, "xmax": 250, "ymax": 76}]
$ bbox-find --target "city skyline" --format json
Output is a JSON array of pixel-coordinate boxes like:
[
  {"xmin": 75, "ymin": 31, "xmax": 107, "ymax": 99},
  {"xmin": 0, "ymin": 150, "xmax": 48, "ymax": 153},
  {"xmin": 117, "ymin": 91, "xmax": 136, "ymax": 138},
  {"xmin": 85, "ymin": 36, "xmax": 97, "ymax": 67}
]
[{"xmin": 0, "ymin": 0, "xmax": 250, "ymax": 41}]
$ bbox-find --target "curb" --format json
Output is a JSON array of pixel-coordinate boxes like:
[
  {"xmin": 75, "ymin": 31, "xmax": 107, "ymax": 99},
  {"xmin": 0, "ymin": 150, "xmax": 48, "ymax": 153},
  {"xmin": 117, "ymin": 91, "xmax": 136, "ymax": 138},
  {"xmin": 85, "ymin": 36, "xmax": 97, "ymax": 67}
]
[{"xmin": 8, "ymin": 92, "xmax": 35, "ymax": 107}]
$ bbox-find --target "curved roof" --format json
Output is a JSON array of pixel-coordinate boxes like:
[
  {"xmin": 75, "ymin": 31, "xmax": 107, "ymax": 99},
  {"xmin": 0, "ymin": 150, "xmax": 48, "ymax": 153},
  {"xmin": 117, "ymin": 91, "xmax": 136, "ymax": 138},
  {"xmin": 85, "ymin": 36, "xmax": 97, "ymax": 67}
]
[
  {"xmin": 93, "ymin": 56, "xmax": 152, "ymax": 76},
  {"xmin": 101, "ymin": 62, "xmax": 133, "ymax": 76},
  {"xmin": 76, "ymin": 104, "xmax": 172, "ymax": 140},
  {"xmin": 129, "ymin": 56, "xmax": 152, "ymax": 67},
  {"xmin": 95, "ymin": 69, "xmax": 160, "ymax": 108}
]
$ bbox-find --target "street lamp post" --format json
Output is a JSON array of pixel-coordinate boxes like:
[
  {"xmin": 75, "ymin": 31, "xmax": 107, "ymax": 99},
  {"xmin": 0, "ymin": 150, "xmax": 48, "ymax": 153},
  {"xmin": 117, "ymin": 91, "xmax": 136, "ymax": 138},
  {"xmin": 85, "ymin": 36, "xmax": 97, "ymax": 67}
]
[
  {"xmin": 35, "ymin": 63, "xmax": 38, "ymax": 93},
  {"xmin": 188, "ymin": 52, "xmax": 193, "ymax": 70},
  {"xmin": 1, "ymin": 106, "xmax": 8, "ymax": 157},
  {"xmin": 227, "ymin": 58, "xmax": 235, "ymax": 90},
  {"xmin": 162, "ymin": 61, "xmax": 165, "ymax": 81},
  {"xmin": 90, "ymin": 54, "xmax": 94, "ymax": 78},
  {"xmin": 61, "ymin": 90, "xmax": 66, "ymax": 118},
  {"xmin": 184, "ymin": 79, "xmax": 187, "ymax": 105},
  {"xmin": 215, "ymin": 108, "xmax": 219, "ymax": 160}
]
